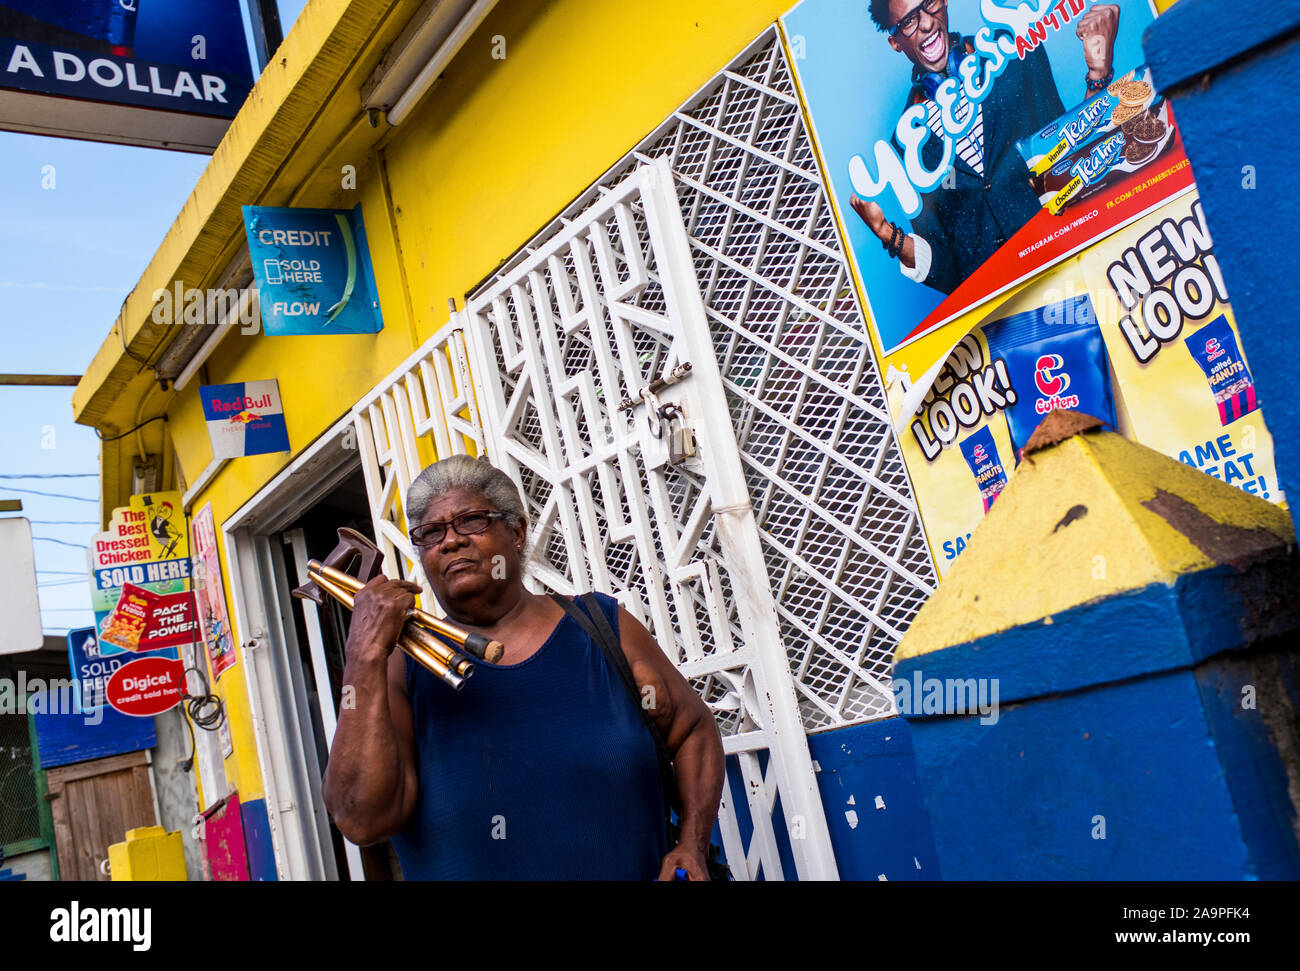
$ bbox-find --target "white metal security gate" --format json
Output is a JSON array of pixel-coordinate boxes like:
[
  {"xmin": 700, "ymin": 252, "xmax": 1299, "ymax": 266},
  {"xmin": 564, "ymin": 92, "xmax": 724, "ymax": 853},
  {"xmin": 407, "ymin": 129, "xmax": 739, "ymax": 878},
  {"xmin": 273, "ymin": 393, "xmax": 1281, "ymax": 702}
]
[
  {"xmin": 351, "ymin": 161, "xmax": 838, "ymax": 880},
  {"xmin": 464, "ymin": 159, "xmax": 836, "ymax": 880},
  {"xmin": 353, "ymin": 321, "xmax": 484, "ymax": 590},
  {"xmin": 481, "ymin": 29, "xmax": 938, "ymax": 733}
]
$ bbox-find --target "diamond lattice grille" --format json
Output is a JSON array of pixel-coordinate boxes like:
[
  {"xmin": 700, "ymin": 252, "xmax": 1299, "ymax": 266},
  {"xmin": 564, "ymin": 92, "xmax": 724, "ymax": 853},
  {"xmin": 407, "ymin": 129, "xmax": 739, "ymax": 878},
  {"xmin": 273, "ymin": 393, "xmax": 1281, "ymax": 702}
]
[{"xmin": 480, "ymin": 30, "xmax": 937, "ymax": 731}]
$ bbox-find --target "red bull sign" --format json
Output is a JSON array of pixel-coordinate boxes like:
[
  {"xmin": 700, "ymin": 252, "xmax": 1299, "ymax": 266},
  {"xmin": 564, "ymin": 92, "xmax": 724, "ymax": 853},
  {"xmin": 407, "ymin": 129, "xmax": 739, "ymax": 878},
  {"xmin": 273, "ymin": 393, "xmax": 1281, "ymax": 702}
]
[{"xmin": 199, "ymin": 379, "xmax": 290, "ymax": 459}]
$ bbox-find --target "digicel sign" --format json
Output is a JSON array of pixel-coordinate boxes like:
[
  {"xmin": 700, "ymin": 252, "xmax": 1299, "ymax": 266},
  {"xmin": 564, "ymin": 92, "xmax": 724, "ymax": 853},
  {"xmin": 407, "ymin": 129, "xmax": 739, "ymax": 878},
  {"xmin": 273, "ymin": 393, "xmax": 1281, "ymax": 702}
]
[{"xmin": 106, "ymin": 656, "xmax": 184, "ymax": 717}]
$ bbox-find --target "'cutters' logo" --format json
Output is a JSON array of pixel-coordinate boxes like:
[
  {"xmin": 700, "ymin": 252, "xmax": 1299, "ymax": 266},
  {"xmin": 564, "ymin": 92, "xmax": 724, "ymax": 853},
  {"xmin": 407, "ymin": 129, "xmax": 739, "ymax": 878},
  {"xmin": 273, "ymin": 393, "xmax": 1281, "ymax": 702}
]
[
  {"xmin": 972, "ymin": 444, "xmax": 988, "ymax": 463},
  {"xmin": 1204, "ymin": 337, "xmax": 1224, "ymax": 360},
  {"xmin": 1034, "ymin": 354, "xmax": 1070, "ymax": 397}
]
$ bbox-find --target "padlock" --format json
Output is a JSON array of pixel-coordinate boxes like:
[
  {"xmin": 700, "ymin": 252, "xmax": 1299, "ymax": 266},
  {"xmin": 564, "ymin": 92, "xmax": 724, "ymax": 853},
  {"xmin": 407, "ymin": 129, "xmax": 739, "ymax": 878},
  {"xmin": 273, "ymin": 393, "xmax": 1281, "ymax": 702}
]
[{"xmin": 667, "ymin": 416, "xmax": 696, "ymax": 465}]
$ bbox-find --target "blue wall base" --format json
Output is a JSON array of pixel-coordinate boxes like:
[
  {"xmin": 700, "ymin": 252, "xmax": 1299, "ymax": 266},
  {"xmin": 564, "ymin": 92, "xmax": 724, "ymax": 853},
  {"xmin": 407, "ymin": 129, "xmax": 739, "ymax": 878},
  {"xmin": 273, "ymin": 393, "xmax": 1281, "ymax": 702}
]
[
  {"xmin": 714, "ymin": 718, "xmax": 941, "ymax": 880},
  {"xmin": 906, "ymin": 644, "xmax": 1300, "ymax": 879},
  {"xmin": 807, "ymin": 719, "xmax": 942, "ymax": 880}
]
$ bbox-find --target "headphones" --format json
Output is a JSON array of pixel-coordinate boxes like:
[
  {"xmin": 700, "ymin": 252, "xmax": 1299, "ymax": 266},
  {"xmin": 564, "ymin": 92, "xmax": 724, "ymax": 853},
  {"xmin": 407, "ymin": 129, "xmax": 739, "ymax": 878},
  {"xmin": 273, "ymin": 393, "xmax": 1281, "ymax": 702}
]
[{"xmin": 920, "ymin": 44, "xmax": 965, "ymax": 100}]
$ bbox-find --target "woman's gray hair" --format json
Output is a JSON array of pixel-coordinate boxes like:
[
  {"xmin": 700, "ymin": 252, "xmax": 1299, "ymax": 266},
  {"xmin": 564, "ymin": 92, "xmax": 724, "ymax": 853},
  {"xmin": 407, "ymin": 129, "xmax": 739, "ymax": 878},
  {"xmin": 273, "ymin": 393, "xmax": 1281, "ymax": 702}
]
[{"xmin": 405, "ymin": 455, "xmax": 527, "ymax": 532}]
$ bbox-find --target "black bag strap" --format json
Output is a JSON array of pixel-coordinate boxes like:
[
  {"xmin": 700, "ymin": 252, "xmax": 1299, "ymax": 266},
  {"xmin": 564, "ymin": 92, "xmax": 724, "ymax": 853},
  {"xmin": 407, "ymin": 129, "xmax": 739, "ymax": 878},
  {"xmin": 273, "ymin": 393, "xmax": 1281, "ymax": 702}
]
[{"xmin": 548, "ymin": 592, "xmax": 682, "ymax": 813}]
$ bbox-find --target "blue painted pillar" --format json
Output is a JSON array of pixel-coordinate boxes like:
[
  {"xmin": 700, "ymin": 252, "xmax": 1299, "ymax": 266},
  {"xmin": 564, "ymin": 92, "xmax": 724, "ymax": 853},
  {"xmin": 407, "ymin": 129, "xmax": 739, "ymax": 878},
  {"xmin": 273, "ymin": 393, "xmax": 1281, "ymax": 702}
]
[
  {"xmin": 1144, "ymin": 0, "xmax": 1300, "ymax": 529},
  {"xmin": 894, "ymin": 419, "xmax": 1300, "ymax": 879}
]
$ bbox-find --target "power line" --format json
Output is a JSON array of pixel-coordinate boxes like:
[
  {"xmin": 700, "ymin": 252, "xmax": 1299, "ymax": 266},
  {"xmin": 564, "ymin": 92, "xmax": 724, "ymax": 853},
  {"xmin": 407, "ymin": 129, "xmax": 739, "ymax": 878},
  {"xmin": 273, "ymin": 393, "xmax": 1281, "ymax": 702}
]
[
  {"xmin": 15, "ymin": 520, "xmax": 98, "ymax": 525},
  {"xmin": 96, "ymin": 415, "xmax": 167, "ymax": 443},
  {"xmin": 37, "ymin": 570, "xmax": 84, "ymax": 576},
  {"xmin": 33, "ymin": 536, "xmax": 89, "ymax": 549},
  {"xmin": 0, "ymin": 474, "xmax": 98, "ymax": 479},
  {"xmin": 0, "ymin": 486, "xmax": 97, "ymax": 502}
]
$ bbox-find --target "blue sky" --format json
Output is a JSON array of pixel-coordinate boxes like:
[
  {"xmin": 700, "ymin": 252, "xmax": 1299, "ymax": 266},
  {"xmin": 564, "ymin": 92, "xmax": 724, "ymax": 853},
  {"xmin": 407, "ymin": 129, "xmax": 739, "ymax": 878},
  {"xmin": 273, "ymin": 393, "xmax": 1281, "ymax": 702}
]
[{"xmin": 0, "ymin": 0, "xmax": 306, "ymax": 636}]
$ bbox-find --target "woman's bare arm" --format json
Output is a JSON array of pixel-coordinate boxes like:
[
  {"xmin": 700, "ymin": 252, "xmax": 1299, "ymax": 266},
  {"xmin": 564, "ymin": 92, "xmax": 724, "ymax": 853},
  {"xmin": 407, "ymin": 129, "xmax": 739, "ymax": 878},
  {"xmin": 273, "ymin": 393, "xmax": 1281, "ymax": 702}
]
[
  {"xmin": 617, "ymin": 607, "xmax": 725, "ymax": 879},
  {"xmin": 321, "ymin": 578, "xmax": 421, "ymax": 845}
]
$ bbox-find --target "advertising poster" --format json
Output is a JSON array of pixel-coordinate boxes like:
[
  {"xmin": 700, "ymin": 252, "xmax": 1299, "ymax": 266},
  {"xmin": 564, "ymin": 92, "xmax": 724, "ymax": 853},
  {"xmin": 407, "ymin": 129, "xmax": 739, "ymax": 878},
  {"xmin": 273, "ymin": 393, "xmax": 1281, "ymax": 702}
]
[
  {"xmin": 0, "ymin": 1, "xmax": 254, "ymax": 119},
  {"xmin": 99, "ymin": 583, "xmax": 197, "ymax": 654},
  {"xmin": 782, "ymin": 0, "xmax": 1194, "ymax": 356},
  {"xmin": 890, "ymin": 189, "xmax": 1283, "ymax": 577},
  {"xmin": 243, "ymin": 204, "xmax": 384, "ymax": 336},
  {"xmin": 200, "ymin": 378, "xmax": 291, "ymax": 459},
  {"xmin": 106, "ymin": 655, "xmax": 185, "ymax": 717},
  {"xmin": 89, "ymin": 491, "xmax": 189, "ymax": 659},
  {"xmin": 1078, "ymin": 194, "xmax": 1280, "ymax": 501},
  {"xmin": 66, "ymin": 626, "xmax": 180, "ymax": 713},
  {"xmin": 191, "ymin": 503, "xmax": 237, "ymax": 680}
]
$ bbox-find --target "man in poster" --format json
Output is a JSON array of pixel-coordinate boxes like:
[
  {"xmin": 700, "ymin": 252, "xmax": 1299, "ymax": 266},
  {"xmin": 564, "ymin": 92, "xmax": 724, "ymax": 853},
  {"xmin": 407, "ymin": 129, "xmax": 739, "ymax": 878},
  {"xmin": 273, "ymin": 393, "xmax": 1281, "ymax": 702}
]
[{"xmin": 849, "ymin": 0, "xmax": 1119, "ymax": 294}]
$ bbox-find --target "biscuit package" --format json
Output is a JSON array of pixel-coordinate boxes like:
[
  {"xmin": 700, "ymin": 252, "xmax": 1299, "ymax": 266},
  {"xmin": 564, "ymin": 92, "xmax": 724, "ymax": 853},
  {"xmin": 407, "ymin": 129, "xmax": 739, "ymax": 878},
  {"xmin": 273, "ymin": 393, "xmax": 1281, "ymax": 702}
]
[
  {"xmin": 1017, "ymin": 65, "xmax": 1158, "ymax": 176},
  {"xmin": 1030, "ymin": 100, "xmax": 1176, "ymax": 214},
  {"xmin": 983, "ymin": 294, "xmax": 1117, "ymax": 461},
  {"xmin": 1184, "ymin": 314, "xmax": 1260, "ymax": 426},
  {"xmin": 1019, "ymin": 65, "xmax": 1177, "ymax": 215},
  {"xmin": 959, "ymin": 425, "xmax": 1009, "ymax": 512}
]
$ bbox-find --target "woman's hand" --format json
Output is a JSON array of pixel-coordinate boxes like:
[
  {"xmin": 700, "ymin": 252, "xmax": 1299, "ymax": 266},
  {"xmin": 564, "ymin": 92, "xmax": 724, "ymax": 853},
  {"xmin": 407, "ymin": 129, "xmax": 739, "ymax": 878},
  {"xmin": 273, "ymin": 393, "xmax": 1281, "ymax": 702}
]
[
  {"xmin": 347, "ymin": 576, "xmax": 422, "ymax": 660},
  {"xmin": 657, "ymin": 844, "xmax": 709, "ymax": 881}
]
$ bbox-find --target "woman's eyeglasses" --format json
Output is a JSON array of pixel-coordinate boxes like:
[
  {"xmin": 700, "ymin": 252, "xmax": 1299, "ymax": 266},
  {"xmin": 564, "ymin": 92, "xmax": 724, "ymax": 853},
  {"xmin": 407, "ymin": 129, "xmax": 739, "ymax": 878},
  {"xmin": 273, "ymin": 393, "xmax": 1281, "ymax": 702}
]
[
  {"xmin": 890, "ymin": 0, "xmax": 945, "ymax": 37},
  {"xmin": 410, "ymin": 510, "xmax": 507, "ymax": 547}
]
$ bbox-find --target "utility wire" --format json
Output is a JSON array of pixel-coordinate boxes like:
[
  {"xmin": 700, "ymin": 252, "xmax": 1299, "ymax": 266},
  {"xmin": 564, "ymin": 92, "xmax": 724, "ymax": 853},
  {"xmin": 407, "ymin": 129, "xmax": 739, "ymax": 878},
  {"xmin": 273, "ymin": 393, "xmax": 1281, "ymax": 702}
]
[
  {"xmin": 0, "ymin": 486, "xmax": 97, "ymax": 502},
  {"xmin": 0, "ymin": 474, "xmax": 98, "ymax": 479},
  {"xmin": 33, "ymin": 536, "xmax": 89, "ymax": 548},
  {"xmin": 11, "ymin": 520, "xmax": 98, "ymax": 525},
  {"xmin": 95, "ymin": 415, "xmax": 167, "ymax": 442}
]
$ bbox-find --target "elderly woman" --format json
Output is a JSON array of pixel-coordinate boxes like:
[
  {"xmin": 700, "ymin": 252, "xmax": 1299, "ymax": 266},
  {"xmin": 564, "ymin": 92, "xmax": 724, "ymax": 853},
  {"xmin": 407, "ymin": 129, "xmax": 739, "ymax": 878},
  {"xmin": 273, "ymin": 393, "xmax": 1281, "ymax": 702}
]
[{"xmin": 322, "ymin": 455, "xmax": 725, "ymax": 880}]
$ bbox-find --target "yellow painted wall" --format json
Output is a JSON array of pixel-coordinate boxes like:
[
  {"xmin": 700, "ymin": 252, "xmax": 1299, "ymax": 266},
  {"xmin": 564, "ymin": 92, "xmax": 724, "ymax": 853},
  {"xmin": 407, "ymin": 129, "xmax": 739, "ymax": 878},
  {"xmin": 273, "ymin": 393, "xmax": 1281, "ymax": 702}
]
[
  {"xmin": 166, "ymin": 0, "xmax": 799, "ymax": 805},
  {"xmin": 89, "ymin": 0, "xmax": 1193, "ymax": 858}
]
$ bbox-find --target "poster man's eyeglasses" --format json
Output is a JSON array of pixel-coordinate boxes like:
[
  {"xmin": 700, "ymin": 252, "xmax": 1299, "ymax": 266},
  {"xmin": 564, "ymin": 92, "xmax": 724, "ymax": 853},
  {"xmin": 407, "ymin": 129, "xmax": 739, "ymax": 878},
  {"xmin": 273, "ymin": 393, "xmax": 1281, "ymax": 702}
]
[
  {"xmin": 410, "ymin": 510, "xmax": 507, "ymax": 547},
  {"xmin": 890, "ymin": 0, "xmax": 946, "ymax": 37}
]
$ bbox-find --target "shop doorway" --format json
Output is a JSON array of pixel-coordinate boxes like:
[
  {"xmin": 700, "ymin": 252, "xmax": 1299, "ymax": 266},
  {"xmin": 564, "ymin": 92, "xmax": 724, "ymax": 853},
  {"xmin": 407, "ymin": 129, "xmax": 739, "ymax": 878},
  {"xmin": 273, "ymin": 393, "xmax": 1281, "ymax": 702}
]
[
  {"xmin": 264, "ymin": 470, "xmax": 402, "ymax": 881},
  {"xmin": 223, "ymin": 417, "xmax": 403, "ymax": 881}
]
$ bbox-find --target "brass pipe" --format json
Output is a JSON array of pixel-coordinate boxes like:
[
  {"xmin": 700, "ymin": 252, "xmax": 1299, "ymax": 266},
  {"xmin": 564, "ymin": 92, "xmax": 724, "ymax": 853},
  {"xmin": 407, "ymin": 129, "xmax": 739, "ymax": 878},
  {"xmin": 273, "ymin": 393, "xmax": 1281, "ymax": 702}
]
[
  {"xmin": 308, "ymin": 559, "xmax": 505, "ymax": 663},
  {"xmin": 402, "ymin": 623, "xmax": 476, "ymax": 679},
  {"xmin": 305, "ymin": 568, "xmax": 469, "ymax": 689},
  {"xmin": 307, "ymin": 566, "xmax": 475, "ymax": 679}
]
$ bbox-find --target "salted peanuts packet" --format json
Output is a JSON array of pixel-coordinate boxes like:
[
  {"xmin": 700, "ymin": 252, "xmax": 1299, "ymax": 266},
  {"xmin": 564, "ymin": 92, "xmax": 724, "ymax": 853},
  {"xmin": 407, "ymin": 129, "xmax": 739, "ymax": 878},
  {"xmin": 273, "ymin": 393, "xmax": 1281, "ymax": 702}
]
[
  {"xmin": 1017, "ymin": 65, "xmax": 1158, "ymax": 176},
  {"xmin": 1184, "ymin": 314, "xmax": 1261, "ymax": 427},
  {"xmin": 959, "ymin": 425, "xmax": 1008, "ymax": 513},
  {"xmin": 100, "ymin": 582, "xmax": 158, "ymax": 652}
]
